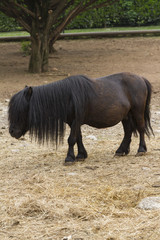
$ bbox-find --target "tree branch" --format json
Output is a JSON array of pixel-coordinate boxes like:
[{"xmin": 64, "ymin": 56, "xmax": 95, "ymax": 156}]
[
  {"xmin": 49, "ymin": 3, "xmax": 84, "ymax": 43},
  {"xmin": 13, "ymin": 1, "xmax": 35, "ymax": 18},
  {"xmin": 49, "ymin": 0, "xmax": 120, "ymax": 46},
  {"xmin": 0, "ymin": 2, "xmax": 31, "ymax": 33}
]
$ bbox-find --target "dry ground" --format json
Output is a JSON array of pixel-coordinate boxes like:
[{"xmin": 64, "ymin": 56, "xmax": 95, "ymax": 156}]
[{"xmin": 0, "ymin": 37, "xmax": 160, "ymax": 240}]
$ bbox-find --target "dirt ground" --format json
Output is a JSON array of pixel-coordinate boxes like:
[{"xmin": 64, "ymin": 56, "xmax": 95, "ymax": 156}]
[{"xmin": 0, "ymin": 37, "xmax": 160, "ymax": 240}]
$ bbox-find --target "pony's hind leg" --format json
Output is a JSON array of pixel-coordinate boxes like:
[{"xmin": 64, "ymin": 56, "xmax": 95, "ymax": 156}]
[
  {"xmin": 115, "ymin": 118, "xmax": 132, "ymax": 156},
  {"xmin": 136, "ymin": 119, "xmax": 147, "ymax": 156},
  {"xmin": 132, "ymin": 110, "xmax": 147, "ymax": 156},
  {"xmin": 76, "ymin": 128, "xmax": 88, "ymax": 161},
  {"xmin": 136, "ymin": 130, "xmax": 147, "ymax": 156},
  {"xmin": 65, "ymin": 122, "xmax": 77, "ymax": 164}
]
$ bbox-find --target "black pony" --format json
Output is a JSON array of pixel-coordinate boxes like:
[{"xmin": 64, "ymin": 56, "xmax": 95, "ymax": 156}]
[{"xmin": 8, "ymin": 73, "xmax": 153, "ymax": 164}]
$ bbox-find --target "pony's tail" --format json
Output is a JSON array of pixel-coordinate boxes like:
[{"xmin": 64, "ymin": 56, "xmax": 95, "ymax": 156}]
[{"xmin": 143, "ymin": 78, "xmax": 154, "ymax": 137}]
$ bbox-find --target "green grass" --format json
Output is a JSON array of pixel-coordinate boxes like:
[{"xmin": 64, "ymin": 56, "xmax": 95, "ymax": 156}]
[
  {"xmin": 0, "ymin": 31, "xmax": 29, "ymax": 37},
  {"xmin": 64, "ymin": 25, "xmax": 160, "ymax": 33},
  {"xmin": 0, "ymin": 26, "xmax": 160, "ymax": 37}
]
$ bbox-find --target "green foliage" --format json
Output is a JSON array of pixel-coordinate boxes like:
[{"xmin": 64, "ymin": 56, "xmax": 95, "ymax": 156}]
[
  {"xmin": 66, "ymin": 8, "xmax": 108, "ymax": 29},
  {"xmin": 67, "ymin": 0, "xmax": 160, "ymax": 29},
  {"xmin": 0, "ymin": 12, "xmax": 19, "ymax": 31},
  {"xmin": 1, "ymin": 0, "xmax": 160, "ymax": 32},
  {"xmin": 21, "ymin": 41, "xmax": 31, "ymax": 56},
  {"xmin": 134, "ymin": 0, "xmax": 160, "ymax": 25},
  {"xmin": 102, "ymin": 0, "xmax": 138, "ymax": 27}
]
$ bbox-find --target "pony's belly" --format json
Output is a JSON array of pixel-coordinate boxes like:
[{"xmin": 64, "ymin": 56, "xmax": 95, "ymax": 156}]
[
  {"xmin": 85, "ymin": 119, "xmax": 120, "ymax": 129},
  {"xmin": 85, "ymin": 100, "xmax": 130, "ymax": 129}
]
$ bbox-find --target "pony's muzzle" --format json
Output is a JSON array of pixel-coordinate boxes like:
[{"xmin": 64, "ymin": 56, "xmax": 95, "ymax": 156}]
[{"xmin": 9, "ymin": 127, "xmax": 22, "ymax": 139}]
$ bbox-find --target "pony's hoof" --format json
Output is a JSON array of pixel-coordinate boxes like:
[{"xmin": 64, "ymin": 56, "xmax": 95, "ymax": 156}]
[
  {"xmin": 64, "ymin": 157, "xmax": 76, "ymax": 166},
  {"xmin": 76, "ymin": 157, "xmax": 85, "ymax": 162},
  {"xmin": 136, "ymin": 152, "xmax": 146, "ymax": 157},
  {"xmin": 76, "ymin": 152, "xmax": 87, "ymax": 161},
  {"xmin": 64, "ymin": 161, "xmax": 75, "ymax": 166},
  {"xmin": 114, "ymin": 152, "xmax": 125, "ymax": 157}
]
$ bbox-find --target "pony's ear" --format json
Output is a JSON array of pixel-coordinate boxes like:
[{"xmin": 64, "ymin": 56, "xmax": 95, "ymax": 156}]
[{"xmin": 24, "ymin": 87, "xmax": 33, "ymax": 102}]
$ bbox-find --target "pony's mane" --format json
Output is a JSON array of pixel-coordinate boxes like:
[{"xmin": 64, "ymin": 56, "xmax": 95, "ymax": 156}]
[{"xmin": 29, "ymin": 75, "xmax": 95, "ymax": 145}]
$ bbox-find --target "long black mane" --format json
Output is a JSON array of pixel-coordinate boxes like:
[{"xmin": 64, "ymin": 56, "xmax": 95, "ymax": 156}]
[{"xmin": 27, "ymin": 75, "xmax": 95, "ymax": 145}]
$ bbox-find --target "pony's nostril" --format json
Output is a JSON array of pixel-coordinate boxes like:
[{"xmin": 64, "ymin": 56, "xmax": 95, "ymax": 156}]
[{"xmin": 9, "ymin": 128, "xmax": 16, "ymax": 136}]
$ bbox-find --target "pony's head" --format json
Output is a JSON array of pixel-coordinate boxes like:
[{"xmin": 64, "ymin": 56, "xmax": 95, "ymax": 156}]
[{"xmin": 8, "ymin": 86, "xmax": 32, "ymax": 139}]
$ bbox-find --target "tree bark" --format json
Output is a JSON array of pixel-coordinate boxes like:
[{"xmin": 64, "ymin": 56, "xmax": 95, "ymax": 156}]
[
  {"xmin": 29, "ymin": 31, "xmax": 49, "ymax": 73},
  {"xmin": 28, "ymin": 2, "xmax": 50, "ymax": 74}
]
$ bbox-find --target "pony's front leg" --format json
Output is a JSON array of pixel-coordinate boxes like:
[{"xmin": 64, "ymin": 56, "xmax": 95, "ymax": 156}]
[{"xmin": 65, "ymin": 122, "xmax": 77, "ymax": 164}]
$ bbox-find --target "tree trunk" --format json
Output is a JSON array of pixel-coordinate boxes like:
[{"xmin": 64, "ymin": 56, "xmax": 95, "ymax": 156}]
[
  {"xmin": 29, "ymin": 22, "xmax": 49, "ymax": 73},
  {"xmin": 49, "ymin": 38, "xmax": 55, "ymax": 54}
]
